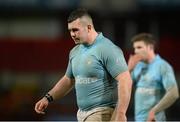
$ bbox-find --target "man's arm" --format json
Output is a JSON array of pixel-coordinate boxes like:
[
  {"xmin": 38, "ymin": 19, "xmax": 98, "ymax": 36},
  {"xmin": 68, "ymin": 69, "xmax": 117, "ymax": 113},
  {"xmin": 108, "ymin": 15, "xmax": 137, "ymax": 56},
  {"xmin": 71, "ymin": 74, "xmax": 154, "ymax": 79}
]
[
  {"xmin": 114, "ymin": 70, "xmax": 132, "ymax": 121},
  {"xmin": 48, "ymin": 75, "xmax": 75, "ymax": 100},
  {"xmin": 128, "ymin": 54, "xmax": 143, "ymax": 72},
  {"xmin": 147, "ymin": 85, "xmax": 179, "ymax": 121},
  {"xmin": 153, "ymin": 85, "xmax": 179, "ymax": 113},
  {"xmin": 34, "ymin": 75, "xmax": 75, "ymax": 114}
]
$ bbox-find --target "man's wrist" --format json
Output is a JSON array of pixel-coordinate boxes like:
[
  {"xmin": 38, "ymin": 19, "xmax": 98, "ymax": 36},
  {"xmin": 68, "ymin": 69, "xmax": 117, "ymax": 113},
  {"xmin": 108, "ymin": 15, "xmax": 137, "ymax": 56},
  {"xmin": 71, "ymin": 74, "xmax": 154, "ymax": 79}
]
[
  {"xmin": 116, "ymin": 107, "xmax": 126, "ymax": 115},
  {"xmin": 45, "ymin": 93, "xmax": 54, "ymax": 103}
]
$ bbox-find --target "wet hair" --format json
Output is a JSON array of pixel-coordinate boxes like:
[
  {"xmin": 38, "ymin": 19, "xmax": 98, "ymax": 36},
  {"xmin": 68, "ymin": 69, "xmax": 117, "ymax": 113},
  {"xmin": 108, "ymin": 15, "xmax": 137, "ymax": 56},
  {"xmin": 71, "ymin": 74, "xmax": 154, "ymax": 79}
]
[
  {"xmin": 67, "ymin": 8, "xmax": 92, "ymax": 23},
  {"xmin": 131, "ymin": 33, "xmax": 157, "ymax": 47}
]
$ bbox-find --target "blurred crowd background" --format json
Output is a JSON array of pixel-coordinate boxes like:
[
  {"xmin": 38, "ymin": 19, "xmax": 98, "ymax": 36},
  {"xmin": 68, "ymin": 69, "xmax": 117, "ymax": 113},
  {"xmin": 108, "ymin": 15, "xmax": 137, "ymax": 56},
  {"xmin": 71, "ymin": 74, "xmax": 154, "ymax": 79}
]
[{"xmin": 0, "ymin": 0, "xmax": 180, "ymax": 121}]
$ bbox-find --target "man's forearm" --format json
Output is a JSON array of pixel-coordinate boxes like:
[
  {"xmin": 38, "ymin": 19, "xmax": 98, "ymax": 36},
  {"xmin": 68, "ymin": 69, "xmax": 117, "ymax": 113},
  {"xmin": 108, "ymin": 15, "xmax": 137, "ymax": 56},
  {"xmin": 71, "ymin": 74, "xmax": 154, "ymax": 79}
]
[
  {"xmin": 48, "ymin": 75, "xmax": 75, "ymax": 101},
  {"xmin": 152, "ymin": 85, "xmax": 179, "ymax": 113},
  {"xmin": 116, "ymin": 71, "xmax": 132, "ymax": 114}
]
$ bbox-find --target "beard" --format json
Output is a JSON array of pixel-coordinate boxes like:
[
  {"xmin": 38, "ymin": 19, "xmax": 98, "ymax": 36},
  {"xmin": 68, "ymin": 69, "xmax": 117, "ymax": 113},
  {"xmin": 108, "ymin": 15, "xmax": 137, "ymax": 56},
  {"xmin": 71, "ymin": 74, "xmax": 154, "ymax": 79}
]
[{"xmin": 73, "ymin": 38, "xmax": 81, "ymax": 44}]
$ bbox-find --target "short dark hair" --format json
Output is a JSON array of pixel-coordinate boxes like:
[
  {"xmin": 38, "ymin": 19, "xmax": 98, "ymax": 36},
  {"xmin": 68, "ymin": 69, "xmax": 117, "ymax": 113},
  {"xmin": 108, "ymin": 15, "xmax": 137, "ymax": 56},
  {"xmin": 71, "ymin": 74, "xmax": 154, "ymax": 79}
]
[
  {"xmin": 131, "ymin": 33, "xmax": 156, "ymax": 47},
  {"xmin": 67, "ymin": 8, "xmax": 92, "ymax": 23}
]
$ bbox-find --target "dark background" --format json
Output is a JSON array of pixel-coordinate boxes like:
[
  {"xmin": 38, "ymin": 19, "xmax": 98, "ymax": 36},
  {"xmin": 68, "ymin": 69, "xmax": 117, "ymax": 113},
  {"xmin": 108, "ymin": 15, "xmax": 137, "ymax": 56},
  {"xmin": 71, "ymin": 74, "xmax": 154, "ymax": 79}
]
[{"xmin": 0, "ymin": 0, "xmax": 180, "ymax": 121}]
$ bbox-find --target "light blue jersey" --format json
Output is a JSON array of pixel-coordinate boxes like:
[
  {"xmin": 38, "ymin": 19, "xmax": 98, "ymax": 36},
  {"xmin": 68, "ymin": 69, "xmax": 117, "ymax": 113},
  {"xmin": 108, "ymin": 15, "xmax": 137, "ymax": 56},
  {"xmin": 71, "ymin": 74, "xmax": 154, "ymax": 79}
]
[
  {"xmin": 131, "ymin": 55, "xmax": 177, "ymax": 121},
  {"xmin": 66, "ymin": 33, "xmax": 128, "ymax": 111}
]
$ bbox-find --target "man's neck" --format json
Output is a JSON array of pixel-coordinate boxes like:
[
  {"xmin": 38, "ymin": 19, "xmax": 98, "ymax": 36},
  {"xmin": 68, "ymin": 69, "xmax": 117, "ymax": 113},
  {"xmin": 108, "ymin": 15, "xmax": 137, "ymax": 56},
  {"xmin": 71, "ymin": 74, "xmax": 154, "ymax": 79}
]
[
  {"xmin": 147, "ymin": 52, "xmax": 156, "ymax": 63},
  {"xmin": 87, "ymin": 31, "xmax": 98, "ymax": 45}
]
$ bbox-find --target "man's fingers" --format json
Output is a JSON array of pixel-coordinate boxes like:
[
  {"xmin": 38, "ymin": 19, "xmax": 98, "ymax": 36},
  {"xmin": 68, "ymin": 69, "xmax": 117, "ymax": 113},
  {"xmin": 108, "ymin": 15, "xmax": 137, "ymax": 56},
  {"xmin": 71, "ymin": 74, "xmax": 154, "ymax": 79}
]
[
  {"xmin": 37, "ymin": 110, "xmax": 45, "ymax": 114},
  {"xmin": 35, "ymin": 102, "xmax": 40, "ymax": 112},
  {"xmin": 38, "ymin": 102, "xmax": 46, "ymax": 111},
  {"xmin": 132, "ymin": 54, "xmax": 143, "ymax": 61},
  {"xmin": 35, "ymin": 102, "xmax": 46, "ymax": 114}
]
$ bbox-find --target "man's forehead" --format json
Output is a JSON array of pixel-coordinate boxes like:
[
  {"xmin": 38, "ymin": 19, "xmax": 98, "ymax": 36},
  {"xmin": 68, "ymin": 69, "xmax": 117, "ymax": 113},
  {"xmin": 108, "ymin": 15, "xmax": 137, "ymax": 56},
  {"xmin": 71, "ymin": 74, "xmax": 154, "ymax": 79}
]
[
  {"xmin": 133, "ymin": 41, "xmax": 146, "ymax": 47},
  {"xmin": 134, "ymin": 40, "xmax": 145, "ymax": 46},
  {"xmin": 69, "ymin": 18, "xmax": 81, "ymax": 24},
  {"xmin": 68, "ymin": 19, "xmax": 81, "ymax": 27}
]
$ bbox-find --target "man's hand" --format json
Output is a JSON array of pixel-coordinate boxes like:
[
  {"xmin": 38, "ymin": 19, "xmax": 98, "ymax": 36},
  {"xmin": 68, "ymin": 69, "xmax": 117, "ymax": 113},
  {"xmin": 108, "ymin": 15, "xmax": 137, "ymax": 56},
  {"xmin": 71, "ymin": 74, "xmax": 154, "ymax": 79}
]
[
  {"xmin": 128, "ymin": 54, "xmax": 144, "ymax": 71},
  {"xmin": 34, "ymin": 97, "xmax": 49, "ymax": 114},
  {"xmin": 115, "ymin": 112, "xmax": 127, "ymax": 122},
  {"xmin": 111, "ymin": 109, "xmax": 127, "ymax": 122},
  {"xmin": 147, "ymin": 109, "xmax": 156, "ymax": 122}
]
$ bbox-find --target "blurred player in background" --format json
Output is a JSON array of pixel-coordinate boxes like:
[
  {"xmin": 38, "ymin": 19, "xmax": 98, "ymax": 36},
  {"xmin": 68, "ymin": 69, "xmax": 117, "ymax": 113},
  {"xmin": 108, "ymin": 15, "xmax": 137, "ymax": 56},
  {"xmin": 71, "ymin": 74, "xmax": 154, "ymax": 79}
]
[
  {"xmin": 35, "ymin": 8, "xmax": 132, "ymax": 121},
  {"xmin": 128, "ymin": 33, "xmax": 179, "ymax": 122}
]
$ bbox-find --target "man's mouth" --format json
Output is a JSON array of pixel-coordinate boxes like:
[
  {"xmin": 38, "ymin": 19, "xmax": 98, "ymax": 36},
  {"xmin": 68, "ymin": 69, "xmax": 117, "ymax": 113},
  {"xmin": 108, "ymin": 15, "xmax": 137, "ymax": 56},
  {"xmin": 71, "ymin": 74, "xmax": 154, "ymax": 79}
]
[{"xmin": 74, "ymin": 38, "xmax": 79, "ymax": 42}]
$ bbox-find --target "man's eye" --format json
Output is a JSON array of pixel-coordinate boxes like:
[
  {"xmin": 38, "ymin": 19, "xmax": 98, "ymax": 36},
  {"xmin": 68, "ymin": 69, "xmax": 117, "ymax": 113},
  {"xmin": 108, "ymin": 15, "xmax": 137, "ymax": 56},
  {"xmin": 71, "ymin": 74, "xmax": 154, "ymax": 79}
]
[{"xmin": 72, "ymin": 29, "xmax": 78, "ymax": 32}]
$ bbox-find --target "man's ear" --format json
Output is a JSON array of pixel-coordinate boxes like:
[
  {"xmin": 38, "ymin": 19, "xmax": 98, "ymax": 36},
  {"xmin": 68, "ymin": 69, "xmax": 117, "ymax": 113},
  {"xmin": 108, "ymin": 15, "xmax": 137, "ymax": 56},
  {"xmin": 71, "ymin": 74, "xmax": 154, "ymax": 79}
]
[
  {"xmin": 149, "ymin": 44, "xmax": 154, "ymax": 50},
  {"xmin": 87, "ymin": 25, "xmax": 91, "ymax": 32}
]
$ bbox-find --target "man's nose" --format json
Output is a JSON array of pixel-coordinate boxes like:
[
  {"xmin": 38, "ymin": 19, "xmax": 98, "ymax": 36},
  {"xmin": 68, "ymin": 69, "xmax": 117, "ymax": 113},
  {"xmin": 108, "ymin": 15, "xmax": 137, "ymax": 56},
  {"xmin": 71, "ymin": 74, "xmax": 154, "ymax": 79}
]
[
  {"xmin": 70, "ymin": 32, "xmax": 75, "ymax": 37},
  {"xmin": 134, "ymin": 49, "xmax": 138, "ymax": 54},
  {"xmin": 134, "ymin": 49, "xmax": 140, "ymax": 54}
]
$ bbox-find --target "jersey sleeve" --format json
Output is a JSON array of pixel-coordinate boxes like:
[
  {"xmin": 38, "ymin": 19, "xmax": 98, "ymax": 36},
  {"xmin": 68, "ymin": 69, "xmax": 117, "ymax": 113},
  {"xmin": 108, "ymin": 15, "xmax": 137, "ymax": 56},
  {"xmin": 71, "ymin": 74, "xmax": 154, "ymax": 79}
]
[
  {"xmin": 101, "ymin": 46, "xmax": 128, "ymax": 78},
  {"xmin": 65, "ymin": 60, "xmax": 74, "ymax": 78},
  {"xmin": 161, "ymin": 62, "xmax": 177, "ymax": 91},
  {"xmin": 65, "ymin": 51, "xmax": 74, "ymax": 79},
  {"xmin": 65, "ymin": 46, "xmax": 79, "ymax": 79}
]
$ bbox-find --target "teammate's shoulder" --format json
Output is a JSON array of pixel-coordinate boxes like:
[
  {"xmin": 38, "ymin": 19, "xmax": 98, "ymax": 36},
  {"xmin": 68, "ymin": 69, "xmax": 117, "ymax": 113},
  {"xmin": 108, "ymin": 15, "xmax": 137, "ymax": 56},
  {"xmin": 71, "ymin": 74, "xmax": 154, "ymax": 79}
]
[
  {"xmin": 156, "ymin": 55, "xmax": 174, "ymax": 69},
  {"xmin": 99, "ymin": 37, "xmax": 119, "ymax": 49},
  {"xmin": 157, "ymin": 55, "xmax": 170, "ymax": 64},
  {"xmin": 69, "ymin": 45, "xmax": 80, "ymax": 55}
]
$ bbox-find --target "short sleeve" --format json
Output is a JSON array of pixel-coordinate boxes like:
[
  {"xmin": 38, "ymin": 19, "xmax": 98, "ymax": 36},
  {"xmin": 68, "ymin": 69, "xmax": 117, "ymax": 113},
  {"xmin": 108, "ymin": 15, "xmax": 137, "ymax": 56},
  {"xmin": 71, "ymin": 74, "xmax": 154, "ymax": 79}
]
[
  {"xmin": 65, "ymin": 59, "xmax": 74, "ymax": 78},
  {"xmin": 161, "ymin": 62, "xmax": 177, "ymax": 91},
  {"xmin": 101, "ymin": 46, "xmax": 128, "ymax": 78}
]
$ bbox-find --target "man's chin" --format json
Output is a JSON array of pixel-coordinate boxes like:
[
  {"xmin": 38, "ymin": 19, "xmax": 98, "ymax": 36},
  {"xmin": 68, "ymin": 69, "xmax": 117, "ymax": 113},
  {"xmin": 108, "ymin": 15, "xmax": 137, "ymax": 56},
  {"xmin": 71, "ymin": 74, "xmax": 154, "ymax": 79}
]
[
  {"xmin": 74, "ymin": 41, "xmax": 81, "ymax": 44},
  {"xmin": 73, "ymin": 40, "xmax": 79, "ymax": 44}
]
